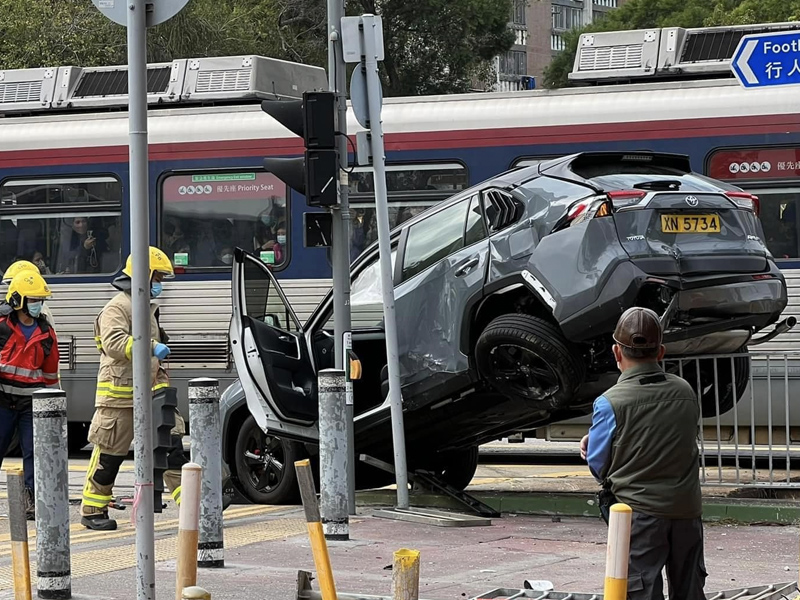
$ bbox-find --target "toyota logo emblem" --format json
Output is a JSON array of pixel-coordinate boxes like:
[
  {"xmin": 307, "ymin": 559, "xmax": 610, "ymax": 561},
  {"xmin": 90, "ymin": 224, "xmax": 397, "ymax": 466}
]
[{"xmin": 685, "ymin": 195, "xmax": 699, "ymax": 207}]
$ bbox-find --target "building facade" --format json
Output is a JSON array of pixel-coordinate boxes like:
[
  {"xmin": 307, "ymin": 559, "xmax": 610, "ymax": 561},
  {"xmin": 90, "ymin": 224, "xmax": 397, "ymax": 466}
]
[{"xmin": 493, "ymin": 0, "xmax": 627, "ymax": 91}]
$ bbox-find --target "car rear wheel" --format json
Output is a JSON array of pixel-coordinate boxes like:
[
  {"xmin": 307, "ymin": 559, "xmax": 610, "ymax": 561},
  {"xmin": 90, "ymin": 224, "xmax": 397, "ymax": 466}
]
[
  {"xmin": 475, "ymin": 314, "xmax": 585, "ymax": 406},
  {"xmin": 668, "ymin": 348, "xmax": 750, "ymax": 417},
  {"xmin": 432, "ymin": 446, "xmax": 479, "ymax": 491},
  {"xmin": 233, "ymin": 415, "xmax": 303, "ymax": 504}
]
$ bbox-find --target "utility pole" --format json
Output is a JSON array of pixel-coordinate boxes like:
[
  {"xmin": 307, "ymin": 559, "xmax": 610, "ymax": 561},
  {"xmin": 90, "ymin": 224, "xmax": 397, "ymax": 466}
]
[
  {"xmin": 326, "ymin": 0, "xmax": 357, "ymax": 517},
  {"xmin": 90, "ymin": 2, "xmax": 189, "ymax": 598}
]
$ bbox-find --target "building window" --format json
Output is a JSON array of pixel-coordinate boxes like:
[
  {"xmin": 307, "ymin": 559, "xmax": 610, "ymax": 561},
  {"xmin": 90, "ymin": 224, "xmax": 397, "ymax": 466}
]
[
  {"xmin": 499, "ymin": 50, "xmax": 527, "ymax": 76},
  {"xmin": 512, "ymin": 0, "xmax": 526, "ymax": 26},
  {"xmin": 551, "ymin": 33, "xmax": 567, "ymax": 51},
  {"xmin": 160, "ymin": 171, "xmax": 289, "ymax": 270},
  {"xmin": 0, "ymin": 176, "xmax": 123, "ymax": 276},
  {"xmin": 552, "ymin": 4, "xmax": 583, "ymax": 31}
]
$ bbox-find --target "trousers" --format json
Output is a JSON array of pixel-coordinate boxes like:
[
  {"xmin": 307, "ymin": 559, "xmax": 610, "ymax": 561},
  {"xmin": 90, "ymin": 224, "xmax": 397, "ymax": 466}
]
[
  {"xmin": 627, "ymin": 512, "xmax": 707, "ymax": 600},
  {"xmin": 80, "ymin": 405, "xmax": 187, "ymax": 517},
  {"xmin": 0, "ymin": 405, "xmax": 34, "ymax": 491}
]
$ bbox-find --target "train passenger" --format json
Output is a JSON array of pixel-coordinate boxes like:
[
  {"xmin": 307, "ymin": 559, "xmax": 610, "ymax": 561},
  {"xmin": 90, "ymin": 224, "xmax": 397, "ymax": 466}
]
[
  {"xmin": 581, "ymin": 307, "xmax": 705, "ymax": 600},
  {"xmin": 55, "ymin": 217, "xmax": 108, "ymax": 275},
  {"xmin": 0, "ymin": 271, "xmax": 59, "ymax": 521},
  {"xmin": 31, "ymin": 251, "xmax": 53, "ymax": 276},
  {"xmin": 80, "ymin": 246, "xmax": 188, "ymax": 530}
]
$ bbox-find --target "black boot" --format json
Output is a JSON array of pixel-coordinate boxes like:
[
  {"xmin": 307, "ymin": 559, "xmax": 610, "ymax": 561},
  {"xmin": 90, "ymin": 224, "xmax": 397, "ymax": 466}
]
[
  {"xmin": 81, "ymin": 513, "xmax": 117, "ymax": 531},
  {"xmin": 24, "ymin": 487, "xmax": 35, "ymax": 521}
]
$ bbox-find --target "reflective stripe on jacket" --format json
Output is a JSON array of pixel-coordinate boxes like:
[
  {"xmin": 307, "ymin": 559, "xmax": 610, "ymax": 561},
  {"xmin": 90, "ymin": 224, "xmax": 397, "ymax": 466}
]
[
  {"xmin": 93, "ymin": 292, "xmax": 168, "ymax": 408},
  {"xmin": 0, "ymin": 306, "xmax": 59, "ymax": 410}
]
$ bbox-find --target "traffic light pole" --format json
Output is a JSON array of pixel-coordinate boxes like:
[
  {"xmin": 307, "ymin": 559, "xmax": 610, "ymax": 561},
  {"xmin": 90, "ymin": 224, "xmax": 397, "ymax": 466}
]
[{"xmin": 326, "ymin": 0, "xmax": 356, "ymax": 517}]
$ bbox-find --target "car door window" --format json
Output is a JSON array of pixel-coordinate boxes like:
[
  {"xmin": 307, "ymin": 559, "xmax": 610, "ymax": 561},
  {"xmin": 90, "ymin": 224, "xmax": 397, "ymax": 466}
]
[
  {"xmin": 243, "ymin": 256, "xmax": 300, "ymax": 333},
  {"xmin": 464, "ymin": 195, "xmax": 487, "ymax": 246},
  {"xmin": 349, "ymin": 250, "xmax": 397, "ymax": 328},
  {"xmin": 401, "ymin": 199, "xmax": 468, "ymax": 282}
]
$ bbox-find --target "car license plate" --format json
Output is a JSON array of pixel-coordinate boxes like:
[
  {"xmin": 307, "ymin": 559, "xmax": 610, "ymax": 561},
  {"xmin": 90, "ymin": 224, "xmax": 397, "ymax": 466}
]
[{"xmin": 660, "ymin": 214, "xmax": 721, "ymax": 234}]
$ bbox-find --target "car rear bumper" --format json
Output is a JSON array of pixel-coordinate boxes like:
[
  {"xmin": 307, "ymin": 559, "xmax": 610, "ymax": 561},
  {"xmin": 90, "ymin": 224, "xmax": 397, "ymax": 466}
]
[{"xmin": 560, "ymin": 258, "xmax": 788, "ymax": 343}]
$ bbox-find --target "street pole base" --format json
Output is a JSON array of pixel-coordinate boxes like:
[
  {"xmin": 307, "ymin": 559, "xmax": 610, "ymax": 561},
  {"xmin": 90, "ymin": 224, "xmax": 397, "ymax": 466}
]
[{"xmin": 322, "ymin": 519, "xmax": 349, "ymax": 541}]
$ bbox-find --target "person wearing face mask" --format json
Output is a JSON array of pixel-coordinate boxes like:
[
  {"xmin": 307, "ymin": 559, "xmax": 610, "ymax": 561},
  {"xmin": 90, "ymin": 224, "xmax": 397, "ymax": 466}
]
[
  {"xmin": 0, "ymin": 271, "xmax": 59, "ymax": 521},
  {"xmin": 2, "ymin": 260, "xmax": 56, "ymax": 328},
  {"xmin": 215, "ymin": 246, "xmax": 235, "ymax": 267},
  {"xmin": 580, "ymin": 307, "xmax": 705, "ymax": 600},
  {"xmin": 80, "ymin": 246, "xmax": 188, "ymax": 531}
]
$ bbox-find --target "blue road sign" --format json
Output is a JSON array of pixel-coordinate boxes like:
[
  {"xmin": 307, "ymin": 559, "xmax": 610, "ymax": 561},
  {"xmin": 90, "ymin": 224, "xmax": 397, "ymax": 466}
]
[{"xmin": 731, "ymin": 30, "xmax": 800, "ymax": 89}]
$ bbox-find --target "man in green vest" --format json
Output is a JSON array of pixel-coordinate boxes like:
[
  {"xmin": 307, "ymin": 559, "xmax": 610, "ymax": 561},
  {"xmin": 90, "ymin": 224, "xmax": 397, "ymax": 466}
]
[{"xmin": 580, "ymin": 307, "xmax": 706, "ymax": 600}]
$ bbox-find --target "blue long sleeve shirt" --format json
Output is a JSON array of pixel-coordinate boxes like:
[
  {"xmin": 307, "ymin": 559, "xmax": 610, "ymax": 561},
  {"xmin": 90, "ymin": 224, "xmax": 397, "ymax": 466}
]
[{"xmin": 586, "ymin": 395, "xmax": 617, "ymax": 481}]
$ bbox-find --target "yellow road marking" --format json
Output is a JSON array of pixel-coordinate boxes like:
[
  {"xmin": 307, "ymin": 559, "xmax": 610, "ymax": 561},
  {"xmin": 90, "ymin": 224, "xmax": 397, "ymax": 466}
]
[
  {"xmin": 0, "ymin": 504, "xmax": 287, "ymax": 552},
  {"xmin": 0, "ymin": 516, "xmax": 308, "ymax": 590}
]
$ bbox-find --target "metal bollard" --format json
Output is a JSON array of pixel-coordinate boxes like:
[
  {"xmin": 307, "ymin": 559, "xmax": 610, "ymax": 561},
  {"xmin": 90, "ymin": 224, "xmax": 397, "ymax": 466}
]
[
  {"xmin": 188, "ymin": 378, "xmax": 224, "ymax": 568},
  {"xmin": 603, "ymin": 503, "xmax": 632, "ymax": 600},
  {"xmin": 295, "ymin": 459, "xmax": 338, "ymax": 600},
  {"xmin": 32, "ymin": 389, "xmax": 71, "ymax": 600},
  {"xmin": 175, "ymin": 463, "xmax": 202, "ymax": 600},
  {"xmin": 8, "ymin": 469, "xmax": 32, "ymax": 600},
  {"xmin": 318, "ymin": 369, "xmax": 349, "ymax": 541},
  {"xmin": 392, "ymin": 549, "xmax": 420, "ymax": 600},
  {"xmin": 181, "ymin": 587, "xmax": 211, "ymax": 600}
]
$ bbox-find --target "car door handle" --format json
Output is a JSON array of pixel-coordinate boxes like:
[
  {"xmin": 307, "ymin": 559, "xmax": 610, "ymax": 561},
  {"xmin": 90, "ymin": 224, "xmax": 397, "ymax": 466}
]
[
  {"xmin": 455, "ymin": 257, "xmax": 480, "ymax": 277},
  {"xmin": 278, "ymin": 334, "xmax": 292, "ymax": 343}
]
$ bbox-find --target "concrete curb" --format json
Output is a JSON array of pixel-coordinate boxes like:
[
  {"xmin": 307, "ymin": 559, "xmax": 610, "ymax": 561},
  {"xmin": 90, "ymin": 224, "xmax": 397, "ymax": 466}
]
[{"xmin": 355, "ymin": 490, "xmax": 800, "ymax": 525}]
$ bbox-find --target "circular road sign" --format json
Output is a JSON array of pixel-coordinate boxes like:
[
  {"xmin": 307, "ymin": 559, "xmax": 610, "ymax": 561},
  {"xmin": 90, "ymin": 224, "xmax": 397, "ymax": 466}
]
[{"xmin": 91, "ymin": 0, "xmax": 190, "ymax": 28}]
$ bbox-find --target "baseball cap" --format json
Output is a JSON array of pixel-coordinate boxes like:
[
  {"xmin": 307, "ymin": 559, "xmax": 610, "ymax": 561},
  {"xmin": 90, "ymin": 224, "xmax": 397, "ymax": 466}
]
[{"xmin": 613, "ymin": 307, "xmax": 663, "ymax": 349}]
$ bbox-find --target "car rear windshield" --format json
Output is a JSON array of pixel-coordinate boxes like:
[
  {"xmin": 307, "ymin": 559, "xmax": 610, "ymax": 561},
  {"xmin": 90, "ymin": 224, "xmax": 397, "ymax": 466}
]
[{"xmin": 586, "ymin": 171, "xmax": 737, "ymax": 194}]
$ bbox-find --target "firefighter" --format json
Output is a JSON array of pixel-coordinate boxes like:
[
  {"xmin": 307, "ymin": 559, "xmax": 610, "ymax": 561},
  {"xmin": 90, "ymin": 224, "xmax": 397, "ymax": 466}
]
[
  {"xmin": 0, "ymin": 271, "xmax": 60, "ymax": 520},
  {"xmin": 2, "ymin": 260, "xmax": 56, "ymax": 327},
  {"xmin": 80, "ymin": 246, "xmax": 187, "ymax": 531}
]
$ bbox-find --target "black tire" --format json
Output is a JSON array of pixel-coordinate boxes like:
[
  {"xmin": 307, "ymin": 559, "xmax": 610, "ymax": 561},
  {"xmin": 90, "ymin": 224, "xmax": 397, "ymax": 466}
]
[
  {"xmin": 68, "ymin": 422, "xmax": 90, "ymax": 454},
  {"xmin": 433, "ymin": 446, "xmax": 479, "ymax": 491},
  {"xmin": 233, "ymin": 415, "xmax": 303, "ymax": 504},
  {"xmin": 668, "ymin": 349, "xmax": 750, "ymax": 417},
  {"xmin": 475, "ymin": 314, "xmax": 585, "ymax": 407}
]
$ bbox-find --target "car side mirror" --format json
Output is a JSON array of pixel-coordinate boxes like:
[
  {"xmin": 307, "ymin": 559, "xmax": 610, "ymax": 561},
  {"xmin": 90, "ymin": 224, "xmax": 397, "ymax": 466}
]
[{"xmin": 265, "ymin": 313, "xmax": 281, "ymax": 327}]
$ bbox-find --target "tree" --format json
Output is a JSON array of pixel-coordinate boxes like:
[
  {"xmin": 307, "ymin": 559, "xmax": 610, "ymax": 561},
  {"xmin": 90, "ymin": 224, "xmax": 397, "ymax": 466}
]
[
  {"xmin": 542, "ymin": 0, "xmax": 779, "ymax": 89},
  {"xmin": 0, "ymin": 0, "xmax": 514, "ymax": 97}
]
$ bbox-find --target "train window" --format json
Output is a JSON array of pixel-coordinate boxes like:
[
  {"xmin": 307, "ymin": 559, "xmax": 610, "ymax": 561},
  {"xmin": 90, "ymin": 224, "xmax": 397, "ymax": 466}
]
[
  {"xmin": 742, "ymin": 188, "xmax": 800, "ymax": 259},
  {"xmin": 0, "ymin": 176, "xmax": 123, "ymax": 276},
  {"xmin": 348, "ymin": 163, "xmax": 468, "ymax": 262},
  {"xmin": 160, "ymin": 172, "xmax": 289, "ymax": 270}
]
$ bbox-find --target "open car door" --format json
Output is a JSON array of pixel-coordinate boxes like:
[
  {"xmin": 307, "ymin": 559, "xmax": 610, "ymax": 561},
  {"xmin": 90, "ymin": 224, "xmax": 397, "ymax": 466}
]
[{"xmin": 230, "ymin": 248, "xmax": 319, "ymax": 443}]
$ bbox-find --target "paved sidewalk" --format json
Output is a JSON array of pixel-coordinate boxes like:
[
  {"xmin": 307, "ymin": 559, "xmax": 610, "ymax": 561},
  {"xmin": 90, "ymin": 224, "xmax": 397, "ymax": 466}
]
[{"xmin": 2, "ymin": 508, "xmax": 795, "ymax": 600}]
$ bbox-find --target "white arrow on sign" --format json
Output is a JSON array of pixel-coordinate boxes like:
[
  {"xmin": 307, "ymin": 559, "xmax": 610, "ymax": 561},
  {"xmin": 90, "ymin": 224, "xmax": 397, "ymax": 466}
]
[{"xmin": 735, "ymin": 39, "xmax": 759, "ymax": 85}]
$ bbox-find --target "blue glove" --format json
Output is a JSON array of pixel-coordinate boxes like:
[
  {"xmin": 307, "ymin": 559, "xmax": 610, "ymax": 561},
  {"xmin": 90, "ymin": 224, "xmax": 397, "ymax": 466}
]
[{"xmin": 153, "ymin": 343, "xmax": 171, "ymax": 360}]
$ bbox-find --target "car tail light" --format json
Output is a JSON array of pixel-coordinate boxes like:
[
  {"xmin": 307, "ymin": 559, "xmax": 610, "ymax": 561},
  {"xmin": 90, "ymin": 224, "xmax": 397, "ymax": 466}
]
[
  {"xmin": 607, "ymin": 189, "xmax": 647, "ymax": 208},
  {"xmin": 565, "ymin": 197, "xmax": 614, "ymax": 228},
  {"xmin": 753, "ymin": 274, "xmax": 775, "ymax": 280},
  {"xmin": 725, "ymin": 191, "xmax": 760, "ymax": 216}
]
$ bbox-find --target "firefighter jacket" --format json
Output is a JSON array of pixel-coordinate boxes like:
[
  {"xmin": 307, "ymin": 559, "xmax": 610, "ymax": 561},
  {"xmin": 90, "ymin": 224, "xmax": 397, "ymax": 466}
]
[
  {"xmin": 0, "ymin": 303, "xmax": 60, "ymax": 411},
  {"xmin": 94, "ymin": 277, "xmax": 169, "ymax": 408}
]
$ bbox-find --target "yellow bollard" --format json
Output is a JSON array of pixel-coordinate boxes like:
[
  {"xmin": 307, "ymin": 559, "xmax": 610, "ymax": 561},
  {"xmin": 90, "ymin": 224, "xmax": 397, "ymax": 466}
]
[
  {"xmin": 295, "ymin": 459, "xmax": 338, "ymax": 600},
  {"xmin": 7, "ymin": 469, "xmax": 32, "ymax": 600},
  {"xmin": 181, "ymin": 586, "xmax": 211, "ymax": 600},
  {"xmin": 392, "ymin": 549, "xmax": 421, "ymax": 600},
  {"xmin": 603, "ymin": 503, "xmax": 632, "ymax": 600},
  {"xmin": 176, "ymin": 463, "xmax": 203, "ymax": 600}
]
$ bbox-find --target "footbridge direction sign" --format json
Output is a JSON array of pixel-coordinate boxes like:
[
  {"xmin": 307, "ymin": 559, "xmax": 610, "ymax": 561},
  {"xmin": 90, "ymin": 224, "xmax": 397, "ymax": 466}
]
[{"xmin": 731, "ymin": 31, "xmax": 800, "ymax": 89}]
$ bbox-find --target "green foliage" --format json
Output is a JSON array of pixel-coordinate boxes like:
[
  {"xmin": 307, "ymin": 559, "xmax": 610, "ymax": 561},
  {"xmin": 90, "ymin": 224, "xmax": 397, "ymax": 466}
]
[
  {"xmin": 542, "ymin": 0, "xmax": 800, "ymax": 89},
  {"xmin": 0, "ymin": 0, "xmax": 514, "ymax": 97}
]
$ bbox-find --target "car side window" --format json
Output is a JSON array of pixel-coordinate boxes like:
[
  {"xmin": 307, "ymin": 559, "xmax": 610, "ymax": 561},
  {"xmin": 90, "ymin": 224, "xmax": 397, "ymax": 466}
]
[
  {"xmin": 401, "ymin": 199, "xmax": 468, "ymax": 282},
  {"xmin": 464, "ymin": 195, "xmax": 487, "ymax": 246},
  {"xmin": 243, "ymin": 257, "xmax": 300, "ymax": 333}
]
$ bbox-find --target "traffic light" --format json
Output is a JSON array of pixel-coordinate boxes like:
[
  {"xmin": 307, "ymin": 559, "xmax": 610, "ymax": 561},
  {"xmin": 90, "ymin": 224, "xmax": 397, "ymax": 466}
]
[{"xmin": 262, "ymin": 91, "xmax": 338, "ymax": 207}]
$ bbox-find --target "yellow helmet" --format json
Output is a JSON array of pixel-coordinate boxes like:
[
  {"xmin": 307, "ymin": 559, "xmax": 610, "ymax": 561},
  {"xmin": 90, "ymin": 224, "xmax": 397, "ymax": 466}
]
[
  {"xmin": 122, "ymin": 246, "xmax": 174, "ymax": 280},
  {"xmin": 2, "ymin": 260, "xmax": 39, "ymax": 284},
  {"xmin": 6, "ymin": 271, "xmax": 52, "ymax": 310}
]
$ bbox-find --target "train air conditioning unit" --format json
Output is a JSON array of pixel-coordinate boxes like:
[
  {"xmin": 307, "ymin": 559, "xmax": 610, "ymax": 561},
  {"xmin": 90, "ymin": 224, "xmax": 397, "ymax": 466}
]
[
  {"xmin": 180, "ymin": 55, "xmax": 328, "ymax": 103},
  {"xmin": 0, "ymin": 67, "xmax": 59, "ymax": 114},
  {"xmin": 52, "ymin": 60, "xmax": 187, "ymax": 109},
  {"xmin": 570, "ymin": 21, "xmax": 800, "ymax": 84}
]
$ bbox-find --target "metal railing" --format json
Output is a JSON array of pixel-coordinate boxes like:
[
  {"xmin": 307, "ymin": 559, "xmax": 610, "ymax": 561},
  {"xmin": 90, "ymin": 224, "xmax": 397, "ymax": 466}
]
[{"xmin": 663, "ymin": 351, "xmax": 800, "ymax": 488}]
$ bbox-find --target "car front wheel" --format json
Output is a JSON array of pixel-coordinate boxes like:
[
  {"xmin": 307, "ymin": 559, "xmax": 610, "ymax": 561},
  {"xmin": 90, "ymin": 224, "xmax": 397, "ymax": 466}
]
[
  {"xmin": 233, "ymin": 415, "xmax": 303, "ymax": 504},
  {"xmin": 475, "ymin": 314, "xmax": 585, "ymax": 407}
]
